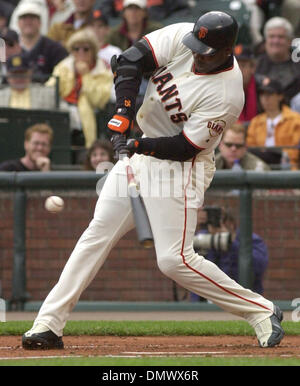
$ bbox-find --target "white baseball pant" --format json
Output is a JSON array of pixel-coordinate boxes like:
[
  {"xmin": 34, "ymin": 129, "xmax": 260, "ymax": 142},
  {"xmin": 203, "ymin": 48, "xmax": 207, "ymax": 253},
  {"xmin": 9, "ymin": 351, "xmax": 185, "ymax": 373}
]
[{"xmin": 33, "ymin": 152, "xmax": 274, "ymax": 336}]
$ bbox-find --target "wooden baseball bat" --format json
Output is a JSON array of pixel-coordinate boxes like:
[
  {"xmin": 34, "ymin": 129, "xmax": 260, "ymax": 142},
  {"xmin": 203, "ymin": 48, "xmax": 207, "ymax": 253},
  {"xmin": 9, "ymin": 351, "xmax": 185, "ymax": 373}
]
[{"xmin": 122, "ymin": 154, "xmax": 154, "ymax": 249}]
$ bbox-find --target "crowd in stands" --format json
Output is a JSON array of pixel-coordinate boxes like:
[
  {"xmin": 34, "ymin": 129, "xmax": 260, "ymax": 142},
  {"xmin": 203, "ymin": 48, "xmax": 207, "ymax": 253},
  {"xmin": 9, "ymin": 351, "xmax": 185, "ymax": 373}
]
[{"xmin": 0, "ymin": 0, "xmax": 300, "ymax": 172}]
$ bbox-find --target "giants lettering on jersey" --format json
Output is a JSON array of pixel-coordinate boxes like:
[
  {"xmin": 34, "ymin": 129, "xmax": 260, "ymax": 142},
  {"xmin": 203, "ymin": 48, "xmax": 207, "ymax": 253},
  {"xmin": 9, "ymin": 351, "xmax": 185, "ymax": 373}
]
[
  {"xmin": 207, "ymin": 120, "xmax": 226, "ymax": 137},
  {"xmin": 152, "ymin": 69, "xmax": 188, "ymax": 124}
]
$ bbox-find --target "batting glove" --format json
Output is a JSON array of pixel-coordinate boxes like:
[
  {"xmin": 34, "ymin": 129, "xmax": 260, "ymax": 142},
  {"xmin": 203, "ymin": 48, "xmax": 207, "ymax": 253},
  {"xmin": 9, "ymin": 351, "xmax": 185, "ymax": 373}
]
[
  {"xmin": 111, "ymin": 134, "xmax": 129, "ymax": 159},
  {"xmin": 126, "ymin": 138, "xmax": 142, "ymax": 154},
  {"xmin": 107, "ymin": 108, "xmax": 134, "ymax": 138},
  {"xmin": 126, "ymin": 138, "xmax": 155, "ymax": 157}
]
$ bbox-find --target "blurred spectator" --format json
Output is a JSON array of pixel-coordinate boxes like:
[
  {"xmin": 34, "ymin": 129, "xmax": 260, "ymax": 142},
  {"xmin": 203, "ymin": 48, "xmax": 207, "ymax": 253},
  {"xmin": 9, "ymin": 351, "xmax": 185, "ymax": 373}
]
[
  {"xmin": 48, "ymin": 0, "xmax": 95, "ymax": 47},
  {"xmin": 91, "ymin": 9, "xmax": 122, "ymax": 69},
  {"xmin": 9, "ymin": 0, "xmax": 50, "ymax": 36},
  {"xmin": 99, "ymin": 0, "xmax": 190, "ymax": 20},
  {"xmin": 46, "ymin": 28, "xmax": 113, "ymax": 148},
  {"xmin": 0, "ymin": 123, "xmax": 53, "ymax": 171},
  {"xmin": 0, "ymin": 53, "xmax": 57, "ymax": 109},
  {"xmin": 191, "ymin": 207, "xmax": 269, "ymax": 299},
  {"xmin": 0, "ymin": 29, "xmax": 21, "ymax": 85},
  {"xmin": 107, "ymin": 0, "xmax": 162, "ymax": 108},
  {"xmin": 0, "ymin": 28, "xmax": 21, "ymax": 58},
  {"xmin": 247, "ymin": 78, "xmax": 300, "ymax": 170},
  {"xmin": 91, "ymin": 8, "xmax": 122, "ymax": 102},
  {"xmin": 0, "ymin": 2, "xmax": 15, "ymax": 31},
  {"xmin": 16, "ymin": 2, "xmax": 68, "ymax": 82},
  {"xmin": 83, "ymin": 139, "xmax": 114, "ymax": 170},
  {"xmin": 0, "ymin": 8, "xmax": 6, "ymax": 31},
  {"xmin": 216, "ymin": 123, "xmax": 270, "ymax": 171},
  {"xmin": 281, "ymin": 0, "xmax": 300, "ymax": 34},
  {"xmin": 242, "ymin": 0, "xmax": 283, "ymax": 50},
  {"xmin": 255, "ymin": 17, "xmax": 300, "ymax": 104},
  {"xmin": 234, "ymin": 45, "xmax": 259, "ymax": 124},
  {"xmin": 147, "ymin": 0, "xmax": 190, "ymax": 20},
  {"xmin": 48, "ymin": 0, "xmax": 75, "ymax": 28},
  {"xmin": 242, "ymin": 0, "xmax": 265, "ymax": 48},
  {"xmin": 106, "ymin": 0, "xmax": 162, "ymax": 52},
  {"xmin": 97, "ymin": 0, "xmax": 123, "ymax": 19}
]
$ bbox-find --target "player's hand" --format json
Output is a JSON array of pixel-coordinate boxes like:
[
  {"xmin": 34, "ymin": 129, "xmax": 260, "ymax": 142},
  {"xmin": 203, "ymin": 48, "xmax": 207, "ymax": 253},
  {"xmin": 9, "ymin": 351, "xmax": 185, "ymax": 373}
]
[
  {"xmin": 111, "ymin": 134, "xmax": 129, "ymax": 159},
  {"xmin": 36, "ymin": 156, "xmax": 51, "ymax": 171},
  {"xmin": 107, "ymin": 109, "xmax": 133, "ymax": 138},
  {"xmin": 126, "ymin": 138, "xmax": 155, "ymax": 157},
  {"xmin": 126, "ymin": 138, "xmax": 141, "ymax": 154}
]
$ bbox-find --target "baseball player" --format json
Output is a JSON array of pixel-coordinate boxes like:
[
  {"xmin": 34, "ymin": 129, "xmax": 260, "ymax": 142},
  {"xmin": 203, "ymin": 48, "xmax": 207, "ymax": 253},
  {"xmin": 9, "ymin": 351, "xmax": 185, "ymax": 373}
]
[{"xmin": 22, "ymin": 11, "xmax": 284, "ymax": 350}]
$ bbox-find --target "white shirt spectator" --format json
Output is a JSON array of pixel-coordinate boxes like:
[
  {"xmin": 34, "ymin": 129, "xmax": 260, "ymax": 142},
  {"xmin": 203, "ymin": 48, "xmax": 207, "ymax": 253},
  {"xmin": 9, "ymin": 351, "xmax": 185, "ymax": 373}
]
[
  {"xmin": 49, "ymin": 0, "xmax": 75, "ymax": 28},
  {"xmin": 98, "ymin": 44, "xmax": 122, "ymax": 69},
  {"xmin": 9, "ymin": 0, "xmax": 49, "ymax": 36}
]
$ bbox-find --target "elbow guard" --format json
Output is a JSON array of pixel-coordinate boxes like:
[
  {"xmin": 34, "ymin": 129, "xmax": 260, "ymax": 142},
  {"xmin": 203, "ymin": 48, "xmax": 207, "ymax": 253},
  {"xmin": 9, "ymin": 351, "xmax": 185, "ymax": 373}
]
[{"xmin": 111, "ymin": 39, "xmax": 157, "ymax": 88}]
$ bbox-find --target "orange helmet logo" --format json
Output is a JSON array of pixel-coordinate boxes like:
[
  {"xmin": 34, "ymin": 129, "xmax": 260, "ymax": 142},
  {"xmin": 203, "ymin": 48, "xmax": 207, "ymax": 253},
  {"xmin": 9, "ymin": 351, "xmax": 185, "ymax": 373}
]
[{"xmin": 198, "ymin": 27, "xmax": 208, "ymax": 40}]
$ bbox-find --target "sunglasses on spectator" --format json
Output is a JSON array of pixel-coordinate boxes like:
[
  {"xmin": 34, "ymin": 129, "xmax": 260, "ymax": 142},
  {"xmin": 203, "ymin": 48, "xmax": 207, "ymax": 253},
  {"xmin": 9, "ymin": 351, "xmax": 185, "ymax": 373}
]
[
  {"xmin": 223, "ymin": 142, "xmax": 245, "ymax": 149},
  {"xmin": 72, "ymin": 46, "xmax": 91, "ymax": 52}
]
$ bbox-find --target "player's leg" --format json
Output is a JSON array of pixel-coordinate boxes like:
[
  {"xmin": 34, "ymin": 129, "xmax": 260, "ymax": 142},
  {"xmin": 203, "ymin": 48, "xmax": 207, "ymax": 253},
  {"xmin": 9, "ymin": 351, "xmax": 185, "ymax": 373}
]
[
  {"xmin": 142, "ymin": 154, "xmax": 283, "ymax": 347},
  {"xmin": 22, "ymin": 160, "xmax": 135, "ymax": 348}
]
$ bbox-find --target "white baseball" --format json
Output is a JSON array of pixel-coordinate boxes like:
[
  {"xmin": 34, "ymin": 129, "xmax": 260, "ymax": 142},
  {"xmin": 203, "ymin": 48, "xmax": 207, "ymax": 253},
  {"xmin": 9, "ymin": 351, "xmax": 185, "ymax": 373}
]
[{"xmin": 45, "ymin": 196, "xmax": 64, "ymax": 213}]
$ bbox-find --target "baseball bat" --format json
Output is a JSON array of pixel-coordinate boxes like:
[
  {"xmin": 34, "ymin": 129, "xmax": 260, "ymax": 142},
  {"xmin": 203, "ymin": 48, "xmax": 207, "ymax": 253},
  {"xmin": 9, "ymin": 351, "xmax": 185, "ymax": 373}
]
[{"xmin": 122, "ymin": 154, "xmax": 154, "ymax": 249}]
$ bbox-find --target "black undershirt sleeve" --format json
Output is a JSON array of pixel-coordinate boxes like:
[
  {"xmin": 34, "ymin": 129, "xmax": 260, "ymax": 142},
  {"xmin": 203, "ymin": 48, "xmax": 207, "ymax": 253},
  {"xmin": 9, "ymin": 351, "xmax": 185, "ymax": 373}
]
[{"xmin": 134, "ymin": 132, "xmax": 203, "ymax": 161}]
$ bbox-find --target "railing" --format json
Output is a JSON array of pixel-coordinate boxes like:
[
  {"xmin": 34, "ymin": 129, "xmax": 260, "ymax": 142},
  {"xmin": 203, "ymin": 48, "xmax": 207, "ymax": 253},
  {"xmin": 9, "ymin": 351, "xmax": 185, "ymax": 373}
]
[{"xmin": 1, "ymin": 170, "xmax": 300, "ymax": 310}]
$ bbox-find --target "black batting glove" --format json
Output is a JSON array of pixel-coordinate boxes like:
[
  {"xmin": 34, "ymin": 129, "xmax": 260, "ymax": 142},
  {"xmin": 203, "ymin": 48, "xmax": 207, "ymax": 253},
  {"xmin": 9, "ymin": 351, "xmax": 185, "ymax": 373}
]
[
  {"xmin": 111, "ymin": 134, "xmax": 128, "ymax": 160},
  {"xmin": 126, "ymin": 138, "xmax": 155, "ymax": 157}
]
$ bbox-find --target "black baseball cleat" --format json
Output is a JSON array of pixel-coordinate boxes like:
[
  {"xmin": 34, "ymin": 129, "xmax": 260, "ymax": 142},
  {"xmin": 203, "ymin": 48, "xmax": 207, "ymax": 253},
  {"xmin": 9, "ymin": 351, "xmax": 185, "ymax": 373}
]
[
  {"xmin": 254, "ymin": 305, "xmax": 284, "ymax": 348},
  {"xmin": 22, "ymin": 324, "xmax": 64, "ymax": 350}
]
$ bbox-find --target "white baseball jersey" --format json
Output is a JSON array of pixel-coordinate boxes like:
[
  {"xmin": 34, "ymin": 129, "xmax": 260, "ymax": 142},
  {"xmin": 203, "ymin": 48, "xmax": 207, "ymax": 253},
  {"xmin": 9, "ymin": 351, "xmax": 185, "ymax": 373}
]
[{"xmin": 137, "ymin": 23, "xmax": 245, "ymax": 155}]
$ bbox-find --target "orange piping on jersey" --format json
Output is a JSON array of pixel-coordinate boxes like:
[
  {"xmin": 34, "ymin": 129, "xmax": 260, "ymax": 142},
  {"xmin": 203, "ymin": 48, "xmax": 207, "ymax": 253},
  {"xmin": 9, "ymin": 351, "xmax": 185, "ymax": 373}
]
[
  {"xmin": 180, "ymin": 158, "xmax": 272, "ymax": 313},
  {"xmin": 192, "ymin": 63, "xmax": 234, "ymax": 75},
  {"xmin": 143, "ymin": 36, "xmax": 159, "ymax": 68},
  {"xmin": 182, "ymin": 130, "xmax": 205, "ymax": 150}
]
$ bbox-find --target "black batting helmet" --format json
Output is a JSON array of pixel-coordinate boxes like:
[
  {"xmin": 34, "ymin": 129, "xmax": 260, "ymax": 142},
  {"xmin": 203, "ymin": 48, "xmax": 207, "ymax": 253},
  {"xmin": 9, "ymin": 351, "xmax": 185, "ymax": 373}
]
[{"xmin": 182, "ymin": 11, "xmax": 238, "ymax": 56}]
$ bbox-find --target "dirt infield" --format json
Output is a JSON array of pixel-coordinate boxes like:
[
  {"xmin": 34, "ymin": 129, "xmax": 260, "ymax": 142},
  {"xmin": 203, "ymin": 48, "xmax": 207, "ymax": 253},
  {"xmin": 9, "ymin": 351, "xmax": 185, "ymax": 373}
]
[{"xmin": 1, "ymin": 336, "xmax": 300, "ymax": 359}]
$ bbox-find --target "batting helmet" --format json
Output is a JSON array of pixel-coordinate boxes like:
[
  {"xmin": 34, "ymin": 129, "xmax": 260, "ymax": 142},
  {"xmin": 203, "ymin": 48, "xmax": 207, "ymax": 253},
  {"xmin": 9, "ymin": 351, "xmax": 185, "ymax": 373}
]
[{"xmin": 182, "ymin": 11, "xmax": 238, "ymax": 56}]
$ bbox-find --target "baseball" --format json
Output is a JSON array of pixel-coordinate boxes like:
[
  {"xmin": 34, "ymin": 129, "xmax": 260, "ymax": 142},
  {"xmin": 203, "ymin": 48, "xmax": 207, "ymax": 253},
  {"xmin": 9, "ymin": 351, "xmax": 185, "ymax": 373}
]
[{"xmin": 45, "ymin": 196, "xmax": 64, "ymax": 213}]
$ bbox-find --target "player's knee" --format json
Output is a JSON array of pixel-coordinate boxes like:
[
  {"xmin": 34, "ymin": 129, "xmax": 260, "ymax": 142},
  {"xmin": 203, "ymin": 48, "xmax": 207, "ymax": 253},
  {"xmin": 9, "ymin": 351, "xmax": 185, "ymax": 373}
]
[
  {"xmin": 157, "ymin": 250, "xmax": 204, "ymax": 278},
  {"xmin": 157, "ymin": 254, "xmax": 183, "ymax": 278}
]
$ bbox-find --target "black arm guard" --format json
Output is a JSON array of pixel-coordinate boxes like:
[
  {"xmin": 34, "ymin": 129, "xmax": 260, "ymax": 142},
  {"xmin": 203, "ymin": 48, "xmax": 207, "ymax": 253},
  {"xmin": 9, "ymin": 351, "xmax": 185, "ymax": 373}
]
[
  {"xmin": 111, "ymin": 39, "xmax": 157, "ymax": 119},
  {"xmin": 112, "ymin": 39, "xmax": 157, "ymax": 86},
  {"xmin": 135, "ymin": 132, "xmax": 203, "ymax": 161}
]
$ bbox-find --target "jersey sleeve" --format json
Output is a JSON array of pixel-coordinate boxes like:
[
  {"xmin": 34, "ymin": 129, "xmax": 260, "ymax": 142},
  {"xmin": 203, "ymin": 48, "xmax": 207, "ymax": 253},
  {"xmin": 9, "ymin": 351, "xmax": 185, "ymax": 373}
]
[
  {"xmin": 182, "ymin": 110, "xmax": 239, "ymax": 153},
  {"xmin": 143, "ymin": 23, "xmax": 194, "ymax": 68}
]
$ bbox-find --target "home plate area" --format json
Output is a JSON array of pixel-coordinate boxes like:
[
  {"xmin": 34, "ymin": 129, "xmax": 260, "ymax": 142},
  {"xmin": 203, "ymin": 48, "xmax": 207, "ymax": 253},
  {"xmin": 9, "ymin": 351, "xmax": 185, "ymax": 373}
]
[{"xmin": 1, "ymin": 336, "xmax": 300, "ymax": 359}]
